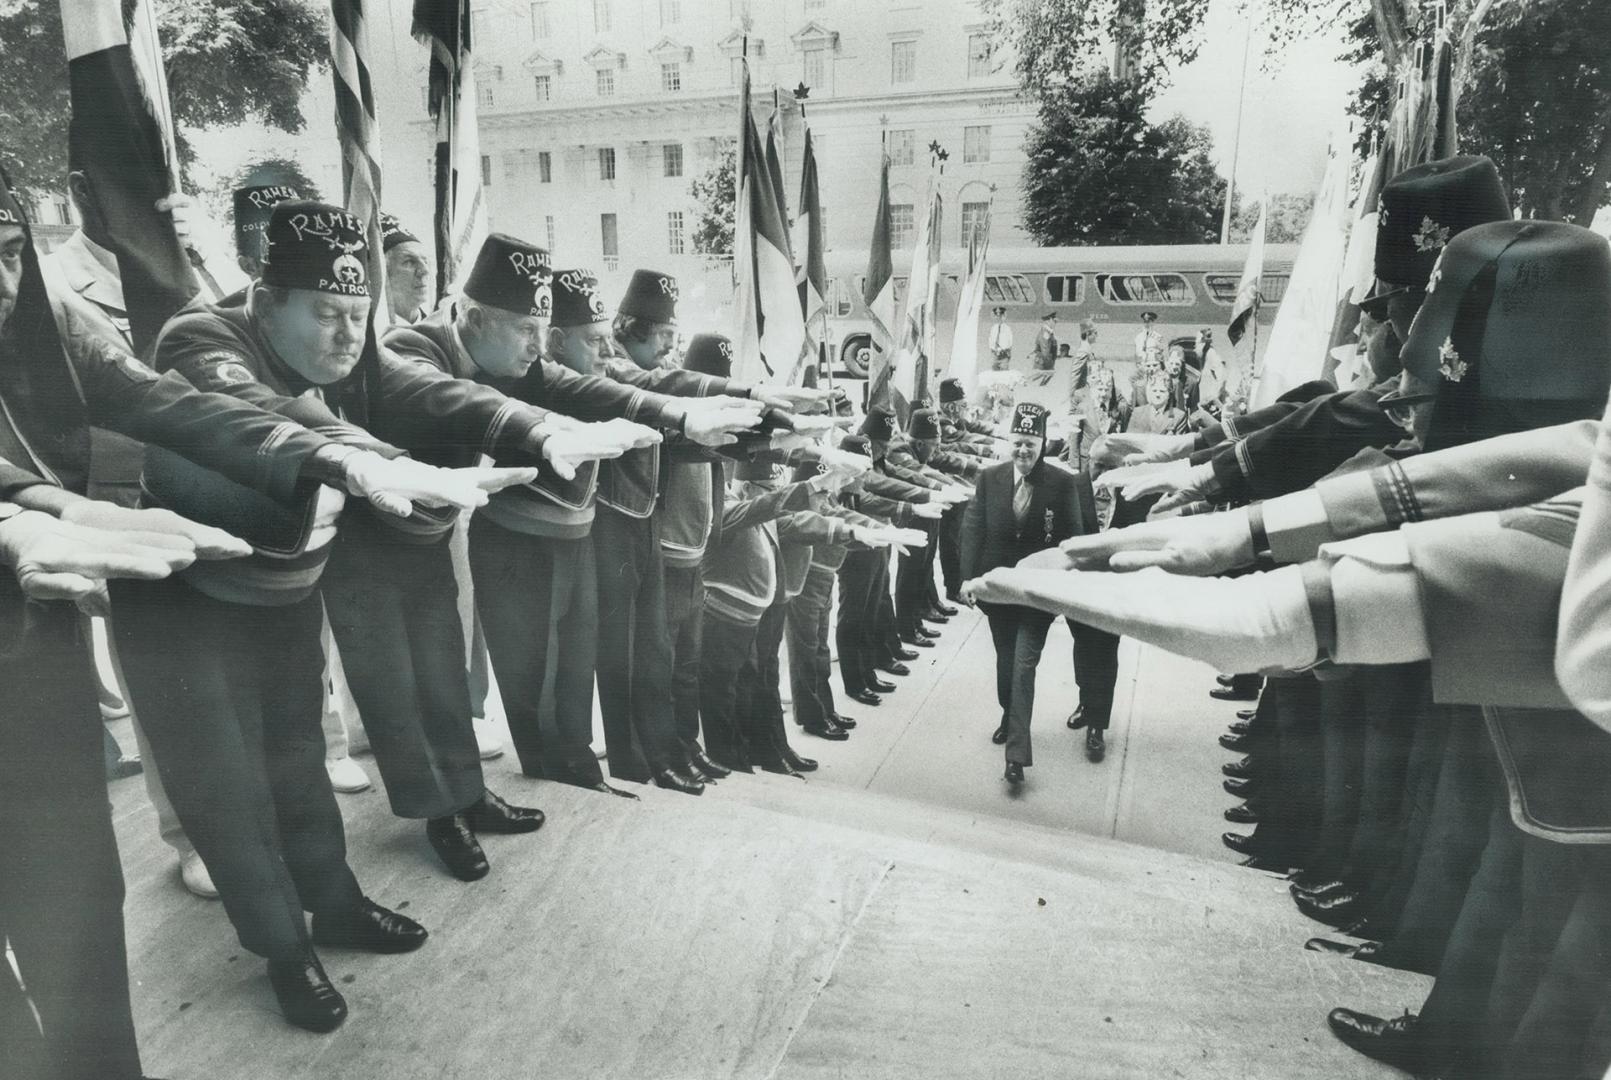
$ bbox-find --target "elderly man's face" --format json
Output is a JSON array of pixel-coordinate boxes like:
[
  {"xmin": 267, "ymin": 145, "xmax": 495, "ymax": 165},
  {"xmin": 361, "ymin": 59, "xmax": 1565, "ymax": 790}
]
[
  {"xmin": 0, "ymin": 223, "xmax": 25, "ymax": 331},
  {"xmin": 1164, "ymin": 348, "xmax": 1184, "ymax": 376},
  {"xmin": 549, "ymin": 321, "xmax": 612, "ymax": 375},
  {"xmin": 385, "ymin": 240, "xmax": 432, "ymax": 320},
  {"xmin": 1010, "ymin": 433, "xmax": 1042, "ymax": 474},
  {"xmin": 256, "ymin": 288, "xmax": 370, "ymax": 385},
  {"xmin": 468, "ymin": 304, "xmax": 546, "ymax": 379}
]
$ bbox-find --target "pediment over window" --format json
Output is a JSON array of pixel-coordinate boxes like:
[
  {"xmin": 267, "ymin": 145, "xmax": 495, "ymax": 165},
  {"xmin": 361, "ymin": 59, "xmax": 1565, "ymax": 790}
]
[
  {"xmin": 649, "ymin": 37, "xmax": 693, "ymax": 63},
  {"xmin": 583, "ymin": 45, "xmax": 627, "ymax": 70},
  {"xmin": 790, "ymin": 21, "xmax": 839, "ymax": 53}
]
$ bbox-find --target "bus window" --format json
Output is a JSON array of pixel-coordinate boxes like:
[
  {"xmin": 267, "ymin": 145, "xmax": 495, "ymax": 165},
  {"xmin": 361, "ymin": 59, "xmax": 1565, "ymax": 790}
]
[
  {"xmin": 893, "ymin": 276, "xmax": 909, "ymax": 306},
  {"xmin": 1095, "ymin": 272, "xmax": 1193, "ymax": 305},
  {"xmin": 1044, "ymin": 274, "xmax": 1084, "ymax": 304},
  {"xmin": 1204, "ymin": 272, "xmax": 1291, "ymax": 305},
  {"xmin": 832, "ymin": 277, "xmax": 854, "ymax": 318},
  {"xmin": 983, "ymin": 273, "xmax": 1035, "ymax": 304}
]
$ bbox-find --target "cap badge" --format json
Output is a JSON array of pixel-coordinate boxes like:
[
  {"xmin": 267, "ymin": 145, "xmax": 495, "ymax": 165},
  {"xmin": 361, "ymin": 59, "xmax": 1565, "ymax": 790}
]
[
  {"xmin": 658, "ymin": 275, "xmax": 679, "ymax": 300},
  {"xmin": 1438, "ymin": 337, "xmax": 1466, "ymax": 382},
  {"xmin": 718, "ymin": 340, "xmax": 732, "ymax": 361},
  {"xmin": 332, "ymin": 251, "xmax": 366, "ymax": 286},
  {"xmin": 1413, "ymin": 216, "xmax": 1451, "ymax": 254}
]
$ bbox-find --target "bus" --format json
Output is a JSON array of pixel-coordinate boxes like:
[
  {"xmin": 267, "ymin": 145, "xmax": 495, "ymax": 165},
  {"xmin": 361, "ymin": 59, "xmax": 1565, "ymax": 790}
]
[{"xmin": 814, "ymin": 242, "xmax": 1299, "ymax": 396}]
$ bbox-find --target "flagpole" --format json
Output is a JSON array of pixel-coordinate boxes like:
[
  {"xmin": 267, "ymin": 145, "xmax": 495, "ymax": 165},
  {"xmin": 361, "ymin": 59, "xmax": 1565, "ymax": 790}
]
[{"xmin": 1220, "ymin": 19, "xmax": 1252, "ymax": 245}]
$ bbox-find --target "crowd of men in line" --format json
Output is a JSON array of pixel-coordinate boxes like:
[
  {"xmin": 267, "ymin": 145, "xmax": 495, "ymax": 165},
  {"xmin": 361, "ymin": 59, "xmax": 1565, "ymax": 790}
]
[{"xmin": 963, "ymin": 154, "xmax": 1611, "ymax": 1080}]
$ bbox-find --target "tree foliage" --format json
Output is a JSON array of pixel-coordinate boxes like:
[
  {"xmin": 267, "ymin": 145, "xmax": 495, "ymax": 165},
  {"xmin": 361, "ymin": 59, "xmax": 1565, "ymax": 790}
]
[
  {"xmin": 980, "ymin": 0, "xmax": 1207, "ymax": 99},
  {"xmin": 1230, "ymin": 192, "xmax": 1316, "ymax": 244},
  {"xmin": 689, "ymin": 144, "xmax": 736, "ymax": 258},
  {"xmin": 0, "ymin": 0, "xmax": 327, "ymax": 201},
  {"xmin": 1021, "ymin": 72, "xmax": 1226, "ymax": 246}
]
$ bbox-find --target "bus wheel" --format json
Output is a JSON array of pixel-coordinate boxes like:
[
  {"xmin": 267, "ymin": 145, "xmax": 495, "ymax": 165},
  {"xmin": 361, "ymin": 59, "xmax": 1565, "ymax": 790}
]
[{"xmin": 841, "ymin": 335, "xmax": 872, "ymax": 378}]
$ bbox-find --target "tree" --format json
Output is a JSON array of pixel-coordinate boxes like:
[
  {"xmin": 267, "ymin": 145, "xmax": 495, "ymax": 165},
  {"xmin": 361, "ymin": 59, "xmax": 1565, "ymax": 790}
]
[
  {"xmin": 1230, "ymin": 192, "xmax": 1315, "ymax": 244},
  {"xmin": 0, "ymin": 0, "xmax": 328, "ymax": 201},
  {"xmin": 689, "ymin": 144, "xmax": 736, "ymax": 258},
  {"xmin": 980, "ymin": 0, "xmax": 1206, "ymax": 100},
  {"xmin": 1021, "ymin": 72, "xmax": 1226, "ymax": 246}
]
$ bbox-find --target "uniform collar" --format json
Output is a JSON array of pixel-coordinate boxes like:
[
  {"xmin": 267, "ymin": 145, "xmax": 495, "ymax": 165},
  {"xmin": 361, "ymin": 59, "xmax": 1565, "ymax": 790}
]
[{"xmin": 55, "ymin": 231, "xmax": 126, "ymax": 312}]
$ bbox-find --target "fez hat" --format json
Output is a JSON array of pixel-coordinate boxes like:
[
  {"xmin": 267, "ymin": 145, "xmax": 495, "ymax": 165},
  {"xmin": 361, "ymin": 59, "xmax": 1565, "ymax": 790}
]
[
  {"xmin": 831, "ymin": 388, "xmax": 855, "ymax": 417},
  {"xmin": 791, "ymin": 457, "xmax": 830, "ymax": 484},
  {"xmin": 380, "ymin": 213, "xmax": 421, "ymax": 253},
  {"xmin": 1400, "ymin": 220, "xmax": 1611, "ymax": 405},
  {"xmin": 0, "ymin": 180, "xmax": 23, "ymax": 226},
  {"xmin": 860, "ymin": 407, "xmax": 896, "ymax": 442},
  {"xmin": 909, "ymin": 408, "xmax": 942, "ymax": 441},
  {"xmin": 1365, "ymin": 155, "xmax": 1511, "ymax": 307},
  {"xmin": 233, "ymin": 185, "xmax": 300, "ymax": 260},
  {"xmin": 682, "ymin": 333, "xmax": 733, "ymax": 377},
  {"xmin": 839, "ymin": 434, "xmax": 871, "ymax": 456},
  {"xmin": 939, "ymin": 377, "xmax": 964, "ymax": 404},
  {"xmin": 1010, "ymin": 402, "xmax": 1049, "ymax": 439},
  {"xmin": 618, "ymin": 269, "xmax": 679, "ymax": 324},
  {"xmin": 260, "ymin": 200, "xmax": 370, "ymax": 298},
  {"xmin": 550, "ymin": 268, "xmax": 608, "ymax": 328},
  {"xmin": 464, "ymin": 234, "xmax": 553, "ymax": 319},
  {"xmin": 734, "ymin": 458, "xmax": 779, "ymax": 482}
]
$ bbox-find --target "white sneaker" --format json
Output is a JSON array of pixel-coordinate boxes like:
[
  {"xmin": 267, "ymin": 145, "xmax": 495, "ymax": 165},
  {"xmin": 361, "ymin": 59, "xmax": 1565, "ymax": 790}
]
[
  {"xmin": 325, "ymin": 755, "xmax": 371, "ymax": 793},
  {"xmin": 179, "ymin": 851, "xmax": 219, "ymax": 899},
  {"xmin": 472, "ymin": 715, "xmax": 505, "ymax": 760}
]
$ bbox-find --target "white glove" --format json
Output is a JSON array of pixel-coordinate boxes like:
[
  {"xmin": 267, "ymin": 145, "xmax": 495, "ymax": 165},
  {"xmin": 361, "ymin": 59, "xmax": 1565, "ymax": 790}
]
[
  {"xmin": 1106, "ymin": 431, "xmax": 1197, "ymax": 465},
  {"xmin": 342, "ymin": 450, "xmax": 538, "ymax": 517},
  {"xmin": 1054, "ymin": 507, "xmax": 1255, "ymax": 575},
  {"xmin": 156, "ymin": 192, "xmax": 208, "ymax": 254},
  {"xmin": 60, "ymin": 501, "xmax": 251, "ymax": 560},
  {"xmin": 910, "ymin": 501, "xmax": 945, "ymax": 521},
  {"xmin": 680, "ymin": 398, "xmax": 766, "ymax": 447},
  {"xmin": 591, "ymin": 417, "xmax": 663, "ymax": 450},
  {"xmin": 0, "ymin": 509, "xmax": 201, "ymax": 603},
  {"xmin": 814, "ymin": 447, "xmax": 873, "ymax": 476},
  {"xmin": 541, "ymin": 427, "xmax": 628, "ymax": 481},
  {"xmin": 750, "ymin": 385, "xmax": 830, "ymax": 411}
]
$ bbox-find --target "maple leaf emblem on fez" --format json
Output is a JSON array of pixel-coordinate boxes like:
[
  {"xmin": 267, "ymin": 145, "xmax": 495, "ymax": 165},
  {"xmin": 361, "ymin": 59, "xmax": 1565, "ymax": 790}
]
[
  {"xmin": 1414, "ymin": 216, "xmax": 1452, "ymax": 253},
  {"xmin": 1438, "ymin": 337, "xmax": 1467, "ymax": 382}
]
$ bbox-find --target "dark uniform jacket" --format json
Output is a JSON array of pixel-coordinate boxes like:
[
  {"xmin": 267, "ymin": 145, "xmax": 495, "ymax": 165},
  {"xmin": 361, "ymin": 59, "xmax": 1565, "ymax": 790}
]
[{"xmin": 960, "ymin": 458, "xmax": 1096, "ymax": 582}]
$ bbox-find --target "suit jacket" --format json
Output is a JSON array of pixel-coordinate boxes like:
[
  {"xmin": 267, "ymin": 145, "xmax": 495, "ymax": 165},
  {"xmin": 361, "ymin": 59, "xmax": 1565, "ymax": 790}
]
[
  {"xmin": 960, "ymin": 457, "xmax": 1095, "ymax": 585},
  {"xmin": 1205, "ymin": 387, "xmax": 1402, "ymax": 503}
]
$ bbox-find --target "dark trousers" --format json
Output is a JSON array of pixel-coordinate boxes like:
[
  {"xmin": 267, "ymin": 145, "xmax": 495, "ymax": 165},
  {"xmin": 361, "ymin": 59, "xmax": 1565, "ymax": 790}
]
[
  {"xmin": 592, "ymin": 508, "xmax": 680, "ymax": 781},
  {"xmin": 1247, "ymin": 675, "xmax": 1325, "ymax": 866},
  {"xmin": 469, "ymin": 517, "xmax": 603, "ymax": 786},
  {"xmin": 937, "ymin": 503, "xmax": 964, "ymax": 596},
  {"xmin": 737, "ymin": 600, "xmax": 792, "ymax": 763},
  {"xmin": 1071, "ymin": 622, "xmax": 1118, "ymax": 728},
  {"xmin": 894, "ymin": 522, "xmax": 936, "ymax": 635},
  {"xmin": 322, "ymin": 525, "xmax": 484, "ymax": 819},
  {"xmin": 664, "ymin": 561, "xmax": 706, "ymax": 754},
  {"xmin": 788, "ymin": 563, "xmax": 838, "ymax": 729},
  {"xmin": 835, "ymin": 549, "xmax": 879, "ymax": 694},
  {"xmin": 699, "ymin": 612, "xmax": 760, "ymax": 769},
  {"xmin": 985, "ymin": 605, "xmax": 1075, "ymax": 768},
  {"xmin": 1, "ymin": 602, "xmax": 142, "ymax": 1080},
  {"xmin": 112, "ymin": 577, "xmax": 364, "ymax": 960}
]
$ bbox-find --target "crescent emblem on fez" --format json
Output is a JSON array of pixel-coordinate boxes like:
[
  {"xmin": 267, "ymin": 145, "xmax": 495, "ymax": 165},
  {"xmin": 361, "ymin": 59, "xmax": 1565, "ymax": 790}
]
[
  {"xmin": 332, "ymin": 252, "xmax": 366, "ymax": 285},
  {"xmin": 534, "ymin": 284, "xmax": 553, "ymax": 317},
  {"xmin": 588, "ymin": 294, "xmax": 606, "ymax": 317}
]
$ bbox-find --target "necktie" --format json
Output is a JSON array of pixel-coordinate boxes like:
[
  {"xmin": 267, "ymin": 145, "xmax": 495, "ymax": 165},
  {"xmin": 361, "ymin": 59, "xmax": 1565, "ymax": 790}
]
[{"xmin": 1013, "ymin": 477, "xmax": 1031, "ymax": 523}]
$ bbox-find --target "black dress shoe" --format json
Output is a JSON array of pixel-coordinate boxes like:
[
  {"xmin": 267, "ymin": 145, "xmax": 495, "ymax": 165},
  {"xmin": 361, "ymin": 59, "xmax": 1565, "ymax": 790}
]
[
  {"xmin": 652, "ymin": 766, "xmax": 705, "ymax": 795},
  {"xmin": 894, "ymin": 647, "xmax": 920, "ymax": 661},
  {"xmin": 1066, "ymin": 705, "xmax": 1088, "ymax": 730},
  {"xmin": 830, "ymin": 714, "xmax": 857, "ymax": 730},
  {"xmin": 1209, "ymin": 685, "xmax": 1260, "ymax": 702},
  {"xmin": 1216, "ymin": 674, "xmax": 1236, "ymax": 687},
  {"xmin": 756, "ymin": 755, "xmax": 806, "ymax": 778},
  {"xmin": 1004, "ymin": 762, "xmax": 1024, "ymax": 785},
  {"xmin": 847, "ymin": 689, "xmax": 882, "ymax": 707},
  {"xmin": 683, "ymin": 761, "xmax": 716, "ymax": 785},
  {"xmin": 1219, "ymin": 731, "xmax": 1254, "ymax": 753},
  {"xmin": 933, "ymin": 601, "xmax": 958, "ymax": 616},
  {"xmin": 267, "ymin": 954, "xmax": 348, "ymax": 1033},
  {"xmin": 877, "ymin": 661, "xmax": 911, "ymax": 676},
  {"xmin": 1226, "ymin": 719, "xmax": 1255, "ymax": 737},
  {"xmin": 1085, "ymin": 728, "xmax": 1105, "ymax": 762},
  {"xmin": 1294, "ymin": 889, "xmax": 1365, "ymax": 927},
  {"xmin": 1224, "ymin": 802, "xmax": 1260, "ymax": 824},
  {"xmin": 1221, "ymin": 831, "xmax": 1261, "ymax": 856},
  {"xmin": 1223, "ymin": 776, "xmax": 1257, "ymax": 798},
  {"xmin": 1326, "ymin": 1008, "xmax": 1428, "ymax": 1074},
  {"xmin": 464, "ymin": 789, "xmax": 546, "ymax": 834},
  {"xmin": 868, "ymin": 677, "xmax": 897, "ymax": 693},
  {"xmin": 1236, "ymin": 708, "xmax": 1258, "ymax": 721},
  {"xmin": 1304, "ymin": 937, "xmax": 1383, "ymax": 959},
  {"xmin": 586, "ymin": 781, "xmax": 641, "ymax": 800},
  {"xmin": 905, "ymin": 635, "xmax": 936, "ymax": 649},
  {"xmin": 1222, "ymin": 756, "xmax": 1256, "ymax": 780},
  {"xmin": 780, "ymin": 745, "xmax": 819, "ymax": 772},
  {"xmin": 1290, "ymin": 879, "xmax": 1350, "ymax": 900},
  {"xmin": 689, "ymin": 746, "xmax": 731, "ymax": 779},
  {"xmin": 312, "ymin": 898, "xmax": 428, "ymax": 954},
  {"xmin": 1239, "ymin": 855, "xmax": 1289, "ymax": 872},
  {"xmin": 923, "ymin": 609, "xmax": 951, "ymax": 624},
  {"xmin": 801, "ymin": 720, "xmax": 850, "ymax": 741},
  {"xmin": 991, "ymin": 723, "xmax": 1008, "ymax": 745},
  {"xmin": 426, "ymin": 815, "xmax": 491, "ymax": 881}
]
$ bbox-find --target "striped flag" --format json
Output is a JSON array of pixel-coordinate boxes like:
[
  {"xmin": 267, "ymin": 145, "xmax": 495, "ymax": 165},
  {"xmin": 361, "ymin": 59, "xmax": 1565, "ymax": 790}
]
[
  {"xmin": 889, "ymin": 168, "xmax": 943, "ymax": 422},
  {"xmin": 862, "ymin": 152, "xmax": 896, "ymax": 407},
  {"xmin": 946, "ymin": 199, "xmax": 992, "ymax": 398},
  {"xmin": 731, "ymin": 54, "xmax": 803, "ymax": 385},
  {"xmin": 412, "ymin": 0, "xmax": 488, "ymax": 297},
  {"xmin": 1227, "ymin": 196, "xmax": 1265, "ymax": 347},
  {"xmin": 331, "ymin": 0, "xmax": 388, "ymax": 311},
  {"xmin": 58, "ymin": 0, "xmax": 198, "ymax": 354}
]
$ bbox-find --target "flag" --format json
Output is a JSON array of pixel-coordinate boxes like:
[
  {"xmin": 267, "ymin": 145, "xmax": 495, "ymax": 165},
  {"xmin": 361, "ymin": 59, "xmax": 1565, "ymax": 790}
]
[
  {"xmin": 58, "ymin": 0, "xmax": 198, "ymax": 355},
  {"xmin": 413, "ymin": 0, "xmax": 487, "ymax": 298},
  {"xmin": 862, "ymin": 153, "xmax": 897, "ymax": 408},
  {"xmin": 946, "ymin": 200, "xmax": 991, "ymax": 398},
  {"xmin": 332, "ymin": 0, "xmax": 387, "ymax": 310},
  {"xmin": 730, "ymin": 53, "xmax": 802, "ymax": 385},
  {"xmin": 1227, "ymin": 196, "xmax": 1265, "ymax": 347},
  {"xmin": 795, "ymin": 125, "xmax": 826, "ymax": 331},
  {"xmin": 763, "ymin": 101, "xmax": 807, "ymax": 383},
  {"xmin": 889, "ymin": 170, "xmax": 943, "ymax": 422}
]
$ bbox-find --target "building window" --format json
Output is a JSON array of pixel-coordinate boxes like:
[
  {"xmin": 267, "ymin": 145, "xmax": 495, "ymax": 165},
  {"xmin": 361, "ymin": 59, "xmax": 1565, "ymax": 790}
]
[
  {"xmin": 805, "ymin": 0, "xmax": 824, "ymax": 9},
  {"xmin": 530, "ymin": 2, "xmax": 551, "ymax": 37},
  {"xmin": 533, "ymin": 74, "xmax": 552, "ymax": 101},
  {"xmin": 478, "ymin": 82, "xmax": 495, "ymax": 109},
  {"xmin": 661, "ymin": 62, "xmax": 682, "ymax": 92},
  {"xmin": 891, "ymin": 40, "xmax": 916, "ymax": 84},
  {"xmin": 887, "ymin": 129, "xmax": 915, "ymax": 167},
  {"xmin": 480, "ymin": 155, "xmax": 493, "ymax": 187},
  {"xmin": 967, "ymin": 32, "xmax": 992, "ymax": 78},
  {"xmin": 963, "ymin": 125, "xmax": 991, "ymax": 163},
  {"xmin": 598, "ymin": 147, "xmax": 617, "ymax": 181},
  {"xmin": 602, "ymin": 213, "xmax": 620, "ymax": 258},
  {"xmin": 960, "ymin": 201, "xmax": 989, "ymax": 246},
  {"xmin": 470, "ymin": 7, "xmax": 490, "ymax": 42},
  {"xmin": 538, "ymin": 150, "xmax": 552, "ymax": 183},
  {"xmin": 545, "ymin": 215, "xmax": 556, "ymax": 251},
  {"xmin": 596, "ymin": 68, "xmax": 615, "ymax": 96},
  {"xmin": 730, "ymin": 56, "xmax": 745, "ymax": 86},
  {"xmin": 593, "ymin": 0, "xmax": 611, "ymax": 33},
  {"xmin": 660, "ymin": 0, "xmax": 680, "ymax": 24},
  {"xmin": 803, "ymin": 47, "xmax": 825, "ymax": 88},
  {"xmin": 668, "ymin": 210, "xmax": 686, "ymax": 255},
  {"xmin": 889, "ymin": 203, "xmax": 914, "ymax": 250},
  {"xmin": 663, "ymin": 143, "xmax": 684, "ymax": 178}
]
